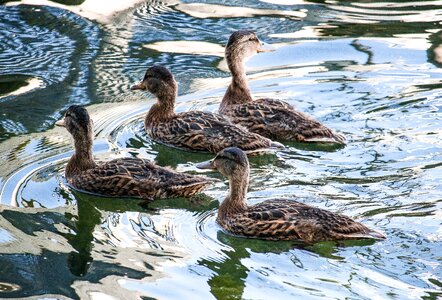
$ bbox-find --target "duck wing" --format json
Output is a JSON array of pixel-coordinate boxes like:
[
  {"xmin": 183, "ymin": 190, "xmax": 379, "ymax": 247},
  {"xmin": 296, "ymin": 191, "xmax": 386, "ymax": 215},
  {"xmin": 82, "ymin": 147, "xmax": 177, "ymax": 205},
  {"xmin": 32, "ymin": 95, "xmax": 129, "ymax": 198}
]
[
  {"xmin": 224, "ymin": 199, "xmax": 384, "ymax": 242},
  {"xmin": 221, "ymin": 98, "xmax": 345, "ymax": 144},
  {"xmin": 149, "ymin": 111, "xmax": 282, "ymax": 153},
  {"xmin": 69, "ymin": 157, "xmax": 213, "ymax": 200}
]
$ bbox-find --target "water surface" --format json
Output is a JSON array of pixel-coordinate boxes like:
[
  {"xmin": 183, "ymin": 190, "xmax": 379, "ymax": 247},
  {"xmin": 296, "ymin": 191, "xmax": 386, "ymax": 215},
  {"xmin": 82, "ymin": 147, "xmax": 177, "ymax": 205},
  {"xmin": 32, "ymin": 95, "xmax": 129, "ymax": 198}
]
[{"xmin": 0, "ymin": 0, "xmax": 441, "ymax": 299}]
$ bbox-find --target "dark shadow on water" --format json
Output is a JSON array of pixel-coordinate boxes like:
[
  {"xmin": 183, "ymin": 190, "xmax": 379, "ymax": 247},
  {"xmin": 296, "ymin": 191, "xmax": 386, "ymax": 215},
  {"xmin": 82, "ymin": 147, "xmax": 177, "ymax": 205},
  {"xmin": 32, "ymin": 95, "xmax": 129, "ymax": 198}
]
[
  {"xmin": 200, "ymin": 230, "xmax": 380, "ymax": 299},
  {"xmin": 247, "ymin": 151, "xmax": 284, "ymax": 167},
  {"xmin": 72, "ymin": 190, "xmax": 150, "ymax": 213},
  {"xmin": 284, "ymin": 140, "xmax": 346, "ymax": 152},
  {"xmin": 73, "ymin": 189, "xmax": 218, "ymax": 213},
  {"xmin": 201, "ymin": 232, "xmax": 293, "ymax": 300},
  {"xmin": 65, "ymin": 189, "xmax": 217, "ymax": 276},
  {"xmin": 2, "ymin": 184, "xmax": 204, "ymax": 297},
  {"xmin": 65, "ymin": 192, "xmax": 100, "ymax": 277},
  {"xmin": 427, "ymin": 30, "xmax": 442, "ymax": 68},
  {"xmin": 0, "ymin": 74, "xmax": 35, "ymax": 98},
  {"xmin": 0, "ymin": 207, "xmax": 146, "ymax": 299},
  {"xmin": 300, "ymin": 238, "xmax": 378, "ymax": 260},
  {"xmin": 152, "ymin": 142, "xmax": 214, "ymax": 167},
  {"xmin": 0, "ymin": 248, "xmax": 79, "ymax": 299},
  {"xmin": 49, "ymin": 0, "xmax": 85, "ymax": 5},
  {"xmin": 145, "ymin": 193, "xmax": 218, "ymax": 212},
  {"xmin": 127, "ymin": 134, "xmax": 214, "ymax": 167},
  {"xmin": 0, "ymin": 0, "xmax": 86, "ymax": 6},
  {"xmin": 65, "ymin": 190, "xmax": 159, "ymax": 277}
]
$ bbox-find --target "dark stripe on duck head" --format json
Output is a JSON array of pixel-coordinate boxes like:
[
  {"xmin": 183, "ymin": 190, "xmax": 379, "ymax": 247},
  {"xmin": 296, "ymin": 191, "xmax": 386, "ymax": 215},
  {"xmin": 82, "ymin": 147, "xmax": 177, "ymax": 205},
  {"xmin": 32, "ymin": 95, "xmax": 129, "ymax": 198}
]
[
  {"xmin": 144, "ymin": 65, "xmax": 175, "ymax": 84},
  {"xmin": 64, "ymin": 105, "xmax": 92, "ymax": 134},
  {"xmin": 216, "ymin": 147, "xmax": 249, "ymax": 167}
]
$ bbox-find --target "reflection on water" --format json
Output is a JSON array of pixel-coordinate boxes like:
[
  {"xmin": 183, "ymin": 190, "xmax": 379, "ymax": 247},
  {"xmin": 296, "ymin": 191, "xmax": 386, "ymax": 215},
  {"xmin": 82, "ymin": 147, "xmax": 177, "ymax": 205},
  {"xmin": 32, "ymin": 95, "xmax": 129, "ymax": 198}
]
[
  {"xmin": 174, "ymin": 2, "xmax": 306, "ymax": 19},
  {"xmin": 0, "ymin": 74, "xmax": 44, "ymax": 98},
  {"xmin": 1, "ymin": 0, "xmax": 442, "ymax": 299}
]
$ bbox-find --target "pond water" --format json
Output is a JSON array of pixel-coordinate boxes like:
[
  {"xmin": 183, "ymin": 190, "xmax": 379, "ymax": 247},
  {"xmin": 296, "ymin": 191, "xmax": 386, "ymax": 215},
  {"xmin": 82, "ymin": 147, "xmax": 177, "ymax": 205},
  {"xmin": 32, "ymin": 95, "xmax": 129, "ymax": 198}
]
[{"xmin": 0, "ymin": 0, "xmax": 442, "ymax": 299}]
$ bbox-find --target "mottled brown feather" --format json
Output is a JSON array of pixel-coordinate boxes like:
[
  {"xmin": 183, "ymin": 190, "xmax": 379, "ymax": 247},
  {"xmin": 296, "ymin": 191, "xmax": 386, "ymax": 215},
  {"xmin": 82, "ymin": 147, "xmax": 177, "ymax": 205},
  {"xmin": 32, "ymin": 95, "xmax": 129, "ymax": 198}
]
[
  {"xmin": 220, "ymin": 98, "xmax": 346, "ymax": 144},
  {"xmin": 219, "ymin": 198, "xmax": 384, "ymax": 242},
  {"xmin": 68, "ymin": 157, "xmax": 213, "ymax": 200},
  {"xmin": 219, "ymin": 30, "xmax": 345, "ymax": 144},
  {"xmin": 146, "ymin": 110, "xmax": 282, "ymax": 153},
  {"xmin": 58, "ymin": 105, "xmax": 214, "ymax": 201},
  {"xmin": 199, "ymin": 147, "xmax": 385, "ymax": 243},
  {"xmin": 134, "ymin": 65, "xmax": 283, "ymax": 154}
]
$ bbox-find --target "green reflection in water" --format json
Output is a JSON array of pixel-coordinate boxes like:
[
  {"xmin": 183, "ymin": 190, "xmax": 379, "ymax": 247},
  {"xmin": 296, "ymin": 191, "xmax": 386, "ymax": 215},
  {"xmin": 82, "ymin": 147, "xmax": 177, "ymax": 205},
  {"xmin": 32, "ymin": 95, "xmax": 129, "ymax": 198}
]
[{"xmin": 202, "ymin": 232, "xmax": 294, "ymax": 300}]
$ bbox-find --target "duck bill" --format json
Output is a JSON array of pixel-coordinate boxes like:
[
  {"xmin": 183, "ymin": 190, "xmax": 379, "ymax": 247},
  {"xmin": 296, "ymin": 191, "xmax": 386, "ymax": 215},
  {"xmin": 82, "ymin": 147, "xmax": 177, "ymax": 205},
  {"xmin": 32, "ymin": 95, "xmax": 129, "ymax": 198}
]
[
  {"xmin": 196, "ymin": 160, "xmax": 216, "ymax": 170},
  {"xmin": 257, "ymin": 41, "xmax": 276, "ymax": 53},
  {"xmin": 130, "ymin": 81, "xmax": 146, "ymax": 90},
  {"xmin": 55, "ymin": 119, "xmax": 65, "ymax": 127}
]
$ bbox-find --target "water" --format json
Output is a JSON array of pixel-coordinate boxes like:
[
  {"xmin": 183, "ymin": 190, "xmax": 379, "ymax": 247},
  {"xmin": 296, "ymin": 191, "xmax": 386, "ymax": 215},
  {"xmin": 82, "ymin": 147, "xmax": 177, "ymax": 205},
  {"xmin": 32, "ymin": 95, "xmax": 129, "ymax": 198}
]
[{"xmin": 0, "ymin": 0, "xmax": 441, "ymax": 299}]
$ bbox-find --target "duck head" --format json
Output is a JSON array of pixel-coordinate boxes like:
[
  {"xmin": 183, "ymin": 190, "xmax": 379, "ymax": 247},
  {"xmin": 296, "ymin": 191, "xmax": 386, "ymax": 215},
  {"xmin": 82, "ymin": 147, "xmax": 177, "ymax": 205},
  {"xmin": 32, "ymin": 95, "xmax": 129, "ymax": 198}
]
[
  {"xmin": 55, "ymin": 105, "xmax": 96, "ymax": 175},
  {"xmin": 131, "ymin": 65, "xmax": 177, "ymax": 100},
  {"xmin": 55, "ymin": 105, "xmax": 93, "ymax": 141},
  {"xmin": 225, "ymin": 30, "xmax": 275, "ymax": 63},
  {"xmin": 197, "ymin": 147, "xmax": 249, "ymax": 178},
  {"xmin": 198, "ymin": 147, "xmax": 250, "ymax": 210},
  {"xmin": 221, "ymin": 31, "xmax": 276, "ymax": 105}
]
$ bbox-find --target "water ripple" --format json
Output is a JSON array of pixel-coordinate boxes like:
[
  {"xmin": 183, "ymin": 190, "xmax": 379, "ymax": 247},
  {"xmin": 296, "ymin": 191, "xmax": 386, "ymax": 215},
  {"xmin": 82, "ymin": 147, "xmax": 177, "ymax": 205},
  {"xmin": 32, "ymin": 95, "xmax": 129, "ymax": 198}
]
[
  {"xmin": 0, "ymin": 5, "xmax": 100, "ymax": 139},
  {"xmin": 1, "ymin": 0, "xmax": 442, "ymax": 299}
]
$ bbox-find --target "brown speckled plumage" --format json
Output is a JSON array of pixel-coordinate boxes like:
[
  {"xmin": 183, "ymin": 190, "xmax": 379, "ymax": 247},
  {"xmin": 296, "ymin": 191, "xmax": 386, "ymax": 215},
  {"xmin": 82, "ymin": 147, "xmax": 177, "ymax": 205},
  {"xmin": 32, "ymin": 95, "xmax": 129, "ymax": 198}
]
[
  {"xmin": 56, "ymin": 105, "xmax": 214, "ymax": 200},
  {"xmin": 197, "ymin": 147, "xmax": 385, "ymax": 243},
  {"xmin": 219, "ymin": 30, "xmax": 345, "ymax": 144},
  {"xmin": 131, "ymin": 65, "xmax": 283, "ymax": 153}
]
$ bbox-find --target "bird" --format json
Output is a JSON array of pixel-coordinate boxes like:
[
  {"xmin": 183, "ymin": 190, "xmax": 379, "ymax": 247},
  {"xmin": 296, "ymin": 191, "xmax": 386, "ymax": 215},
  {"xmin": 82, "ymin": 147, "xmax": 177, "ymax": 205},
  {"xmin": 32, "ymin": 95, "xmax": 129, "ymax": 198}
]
[
  {"xmin": 219, "ymin": 30, "xmax": 346, "ymax": 144},
  {"xmin": 131, "ymin": 65, "xmax": 284, "ymax": 153},
  {"xmin": 55, "ymin": 105, "xmax": 215, "ymax": 201},
  {"xmin": 197, "ymin": 147, "xmax": 385, "ymax": 243}
]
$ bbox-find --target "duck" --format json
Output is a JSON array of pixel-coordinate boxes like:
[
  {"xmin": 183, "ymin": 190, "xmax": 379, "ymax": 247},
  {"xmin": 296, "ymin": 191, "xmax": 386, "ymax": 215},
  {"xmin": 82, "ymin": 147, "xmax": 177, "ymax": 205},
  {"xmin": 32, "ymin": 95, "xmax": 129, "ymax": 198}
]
[
  {"xmin": 219, "ymin": 30, "xmax": 346, "ymax": 144},
  {"xmin": 55, "ymin": 105, "xmax": 215, "ymax": 201},
  {"xmin": 131, "ymin": 65, "xmax": 283, "ymax": 153},
  {"xmin": 197, "ymin": 147, "xmax": 385, "ymax": 243}
]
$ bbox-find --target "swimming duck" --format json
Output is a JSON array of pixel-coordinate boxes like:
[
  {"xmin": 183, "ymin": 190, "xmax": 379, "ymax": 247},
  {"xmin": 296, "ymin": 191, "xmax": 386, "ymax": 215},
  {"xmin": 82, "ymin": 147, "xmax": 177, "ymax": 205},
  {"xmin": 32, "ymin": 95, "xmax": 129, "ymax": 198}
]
[
  {"xmin": 219, "ymin": 30, "xmax": 345, "ymax": 144},
  {"xmin": 56, "ymin": 105, "xmax": 214, "ymax": 200},
  {"xmin": 131, "ymin": 65, "xmax": 283, "ymax": 153},
  {"xmin": 197, "ymin": 147, "xmax": 385, "ymax": 242}
]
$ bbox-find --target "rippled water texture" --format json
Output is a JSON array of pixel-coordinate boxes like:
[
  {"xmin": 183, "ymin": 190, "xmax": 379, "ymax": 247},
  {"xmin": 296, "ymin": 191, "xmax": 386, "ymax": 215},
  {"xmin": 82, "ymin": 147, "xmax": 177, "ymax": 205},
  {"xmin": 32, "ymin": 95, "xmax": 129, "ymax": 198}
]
[{"xmin": 0, "ymin": 0, "xmax": 442, "ymax": 299}]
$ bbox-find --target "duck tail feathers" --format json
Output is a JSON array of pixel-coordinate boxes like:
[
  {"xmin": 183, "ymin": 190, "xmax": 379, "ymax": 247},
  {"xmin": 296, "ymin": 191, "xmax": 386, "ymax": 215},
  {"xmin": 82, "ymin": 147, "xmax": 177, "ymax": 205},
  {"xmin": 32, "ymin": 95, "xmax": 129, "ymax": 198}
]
[
  {"xmin": 345, "ymin": 229, "xmax": 386, "ymax": 240},
  {"xmin": 169, "ymin": 176, "xmax": 218, "ymax": 196},
  {"xmin": 270, "ymin": 141, "xmax": 285, "ymax": 149},
  {"xmin": 304, "ymin": 133, "xmax": 346, "ymax": 145}
]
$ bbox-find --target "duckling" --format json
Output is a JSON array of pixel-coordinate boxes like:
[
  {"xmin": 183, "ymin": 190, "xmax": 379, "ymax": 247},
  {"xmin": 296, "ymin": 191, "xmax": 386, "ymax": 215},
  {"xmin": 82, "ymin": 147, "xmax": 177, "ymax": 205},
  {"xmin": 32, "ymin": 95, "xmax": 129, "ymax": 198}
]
[
  {"xmin": 197, "ymin": 147, "xmax": 385, "ymax": 243},
  {"xmin": 131, "ymin": 65, "xmax": 283, "ymax": 153},
  {"xmin": 55, "ymin": 105, "xmax": 214, "ymax": 200},
  {"xmin": 219, "ymin": 30, "xmax": 345, "ymax": 144}
]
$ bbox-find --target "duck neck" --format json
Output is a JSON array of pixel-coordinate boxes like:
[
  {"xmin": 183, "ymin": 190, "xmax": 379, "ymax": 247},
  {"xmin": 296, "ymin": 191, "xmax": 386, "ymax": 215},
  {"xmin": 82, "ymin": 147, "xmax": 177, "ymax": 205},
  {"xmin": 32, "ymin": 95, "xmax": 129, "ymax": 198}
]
[
  {"xmin": 145, "ymin": 90, "xmax": 176, "ymax": 127},
  {"xmin": 66, "ymin": 133, "xmax": 96, "ymax": 178},
  {"xmin": 221, "ymin": 53, "xmax": 253, "ymax": 108},
  {"xmin": 219, "ymin": 168, "xmax": 249, "ymax": 216}
]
